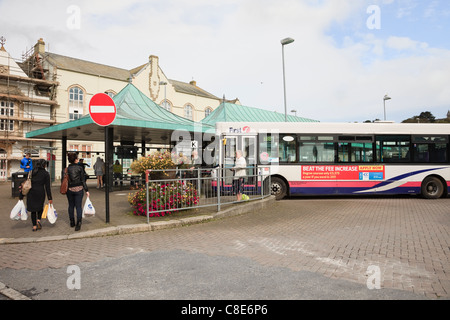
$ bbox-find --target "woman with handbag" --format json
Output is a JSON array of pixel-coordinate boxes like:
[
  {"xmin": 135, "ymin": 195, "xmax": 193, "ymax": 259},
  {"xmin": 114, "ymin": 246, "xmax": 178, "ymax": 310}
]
[
  {"xmin": 66, "ymin": 152, "xmax": 90, "ymax": 231},
  {"xmin": 26, "ymin": 159, "xmax": 53, "ymax": 232}
]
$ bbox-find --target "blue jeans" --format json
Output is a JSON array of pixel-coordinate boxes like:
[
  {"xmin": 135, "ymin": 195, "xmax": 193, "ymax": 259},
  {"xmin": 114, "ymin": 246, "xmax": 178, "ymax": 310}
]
[{"xmin": 67, "ymin": 189, "xmax": 84, "ymax": 222}]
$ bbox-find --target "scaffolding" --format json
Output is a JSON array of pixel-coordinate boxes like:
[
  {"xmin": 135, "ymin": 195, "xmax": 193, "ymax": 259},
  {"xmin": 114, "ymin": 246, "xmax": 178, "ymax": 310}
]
[{"xmin": 0, "ymin": 36, "xmax": 59, "ymax": 181}]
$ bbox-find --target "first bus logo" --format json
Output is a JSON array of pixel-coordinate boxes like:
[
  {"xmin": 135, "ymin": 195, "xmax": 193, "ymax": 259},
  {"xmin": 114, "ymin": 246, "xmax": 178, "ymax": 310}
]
[{"xmin": 229, "ymin": 126, "xmax": 251, "ymax": 133}]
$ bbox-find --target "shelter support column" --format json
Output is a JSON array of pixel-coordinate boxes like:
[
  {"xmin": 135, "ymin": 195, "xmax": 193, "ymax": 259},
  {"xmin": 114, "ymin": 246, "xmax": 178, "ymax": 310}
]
[
  {"xmin": 105, "ymin": 126, "xmax": 114, "ymax": 223},
  {"xmin": 62, "ymin": 135, "xmax": 67, "ymax": 176},
  {"xmin": 141, "ymin": 139, "xmax": 146, "ymax": 157}
]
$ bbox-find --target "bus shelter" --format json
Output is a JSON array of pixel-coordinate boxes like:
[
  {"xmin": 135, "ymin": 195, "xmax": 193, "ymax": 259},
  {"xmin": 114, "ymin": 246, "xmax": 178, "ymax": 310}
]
[
  {"xmin": 26, "ymin": 83, "xmax": 214, "ymax": 223},
  {"xmin": 27, "ymin": 83, "xmax": 214, "ymax": 168}
]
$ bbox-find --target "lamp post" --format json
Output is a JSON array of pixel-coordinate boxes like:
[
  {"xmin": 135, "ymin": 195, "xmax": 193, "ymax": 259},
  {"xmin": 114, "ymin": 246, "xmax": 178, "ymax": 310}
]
[
  {"xmin": 291, "ymin": 109, "xmax": 297, "ymax": 117},
  {"xmin": 159, "ymin": 81, "xmax": 168, "ymax": 110},
  {"xmin": 383, "ymin": 94, "xmax": 391, "ymax": 121},
  {"xmin": 281, "ymin": 37, "xmax": 295, "ymax": 122}
]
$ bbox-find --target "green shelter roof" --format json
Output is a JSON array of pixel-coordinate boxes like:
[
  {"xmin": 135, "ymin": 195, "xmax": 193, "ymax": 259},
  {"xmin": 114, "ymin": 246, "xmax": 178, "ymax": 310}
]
[
  {"xmin": 26, "ymin": 83, "xmax": 213, "ymax": 143},
  {"xmin": 201, "ymin": 102, "xmax": 319, "ymax": 126},
  {"xmin": 112, "ymin": 83, "xmax": 210, "ymax": 130}
]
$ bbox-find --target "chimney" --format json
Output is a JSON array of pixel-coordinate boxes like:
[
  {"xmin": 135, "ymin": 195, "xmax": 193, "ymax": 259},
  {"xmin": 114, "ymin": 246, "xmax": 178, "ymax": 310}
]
[
  {"xmin": 190, "ymin": 80, "xmax": 197, "ymax": 86},
  {"xmin": 34, "ymin": 38, "xmax": 45, "ymax": 55},
  {"xmin": 149, "ymin": 55, "xmax": 159, "ymax": 65}
]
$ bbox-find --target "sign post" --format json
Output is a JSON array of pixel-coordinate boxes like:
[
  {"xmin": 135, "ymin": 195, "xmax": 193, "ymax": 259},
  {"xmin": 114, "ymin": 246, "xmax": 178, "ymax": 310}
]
[{"xmin": 89, "ymin": 93, "xmax": 116, "ymax": 224}]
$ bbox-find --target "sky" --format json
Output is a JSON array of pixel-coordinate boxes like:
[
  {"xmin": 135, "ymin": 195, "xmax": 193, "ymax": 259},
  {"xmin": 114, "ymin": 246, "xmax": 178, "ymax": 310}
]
[{"xmin": 1, "ymin": 0, "xmax": 449, "ymax": 123}]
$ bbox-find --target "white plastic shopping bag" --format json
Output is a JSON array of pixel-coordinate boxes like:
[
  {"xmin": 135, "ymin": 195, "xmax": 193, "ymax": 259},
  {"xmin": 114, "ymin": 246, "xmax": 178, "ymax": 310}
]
[
  {"xmin": 47, "ymin": 204, "xmax": 58, "ymax": 224},
  {"xmin": 10, "ymin": 200, "xmax": 27, "ymax": 221},
  {"xmin": 82, "ymin": 197, "xmax": 95, "ymax": 218},
  {"xmin": 20, "ymin": 203, "xmax": 28, "ymax": 221}
]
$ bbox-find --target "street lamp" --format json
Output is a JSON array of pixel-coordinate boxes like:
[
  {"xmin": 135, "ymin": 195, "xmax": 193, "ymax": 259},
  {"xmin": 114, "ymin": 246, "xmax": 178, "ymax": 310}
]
[
  {"xmin": 383, "ymin": 94, "xmax": 391, "ymax": 121},
  {"xmin": 281, "ymin": 37, "xmax": 295, "ymax": 122},
  {"xmin": 291, "ymin": 109, "xmax": 297, "ymax": 117},
  {"xmin": 159, "ymin": 81, "xmax": 168, "ymax": 111}
]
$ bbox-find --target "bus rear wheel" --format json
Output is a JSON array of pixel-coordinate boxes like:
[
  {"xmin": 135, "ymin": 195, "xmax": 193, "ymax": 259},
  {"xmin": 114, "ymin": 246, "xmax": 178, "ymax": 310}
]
[
  {"xmin": 421, "ymin": 176, "xmax": 444, "ymax": 199},
  {"xmin": 271, "ymin": 177, "xmax": 287, "ymax": 200}
]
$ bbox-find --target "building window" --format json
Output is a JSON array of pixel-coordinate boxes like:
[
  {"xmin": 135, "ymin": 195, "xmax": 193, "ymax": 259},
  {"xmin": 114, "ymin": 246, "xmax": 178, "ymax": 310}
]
[
  {"xmin": 69, "ymin": 144, "xmax": 92, "ymax": 157},
  {"xmin": 70, "ymin": 110, "xmax": 81, "ymax": 121},
  {"xmin": 80, "ymin": 144, "xmax": 92, "ymax": 159},
  {"xmin": 205, "ymin": 107, "xmax": 213, "ymax": 118},
  {"xmin": 0, "ymin": 101, "xmax": 14, "ymax": 116},
  {"xmin": 0, "ymin": 100, "xmax": 14, "ymax": 131},
  {"xmin": 69, "ymin": 144, "xmax": 79, "ymax": 152},
  {"xmin": 160, "ymin": 100, "xmax": 172, "ymax": 112},
  {"xmin": 69, "ymin": 86, "xmax": 84, "ymax": 121},
  {"xmin": 184, "ymin": 105, "xmax": 193, "ymax": 120},
  {"xmin": 0, "ymin": 120, "xmax": 14, "ymax": 131}
]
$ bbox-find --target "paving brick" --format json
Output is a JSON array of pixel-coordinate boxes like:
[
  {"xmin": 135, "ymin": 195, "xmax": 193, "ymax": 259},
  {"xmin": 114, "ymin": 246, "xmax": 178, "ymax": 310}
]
[{"xmin": 1, "ymin": 180, "xmax": 449, "ymax": 299}]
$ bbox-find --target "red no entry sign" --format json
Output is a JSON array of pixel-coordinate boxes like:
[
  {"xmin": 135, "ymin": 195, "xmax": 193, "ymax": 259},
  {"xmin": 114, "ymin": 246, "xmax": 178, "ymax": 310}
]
[{"xmin": 89, "ymin": 93, "xmax": 117, "ymax": 126}]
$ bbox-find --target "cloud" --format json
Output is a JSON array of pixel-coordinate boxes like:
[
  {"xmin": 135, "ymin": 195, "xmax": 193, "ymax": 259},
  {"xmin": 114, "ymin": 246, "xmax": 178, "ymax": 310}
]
[
  {"xmin": 396, "ymin": 0, "xmax": 419, "ymax": 19},
  {"xmin": 385, "ymin": 36, "xmax": 428, "ymax": 51},
  {"xmin": 1, "ymin": 0, "xmax": 449, "ymax": 123}
]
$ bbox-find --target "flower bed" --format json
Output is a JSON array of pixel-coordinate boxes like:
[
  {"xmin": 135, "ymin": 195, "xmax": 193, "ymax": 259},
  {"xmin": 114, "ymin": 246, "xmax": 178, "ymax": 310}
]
[{"xmin": 128, "ymin": 181, "xmax": 200, "ymax": 217}]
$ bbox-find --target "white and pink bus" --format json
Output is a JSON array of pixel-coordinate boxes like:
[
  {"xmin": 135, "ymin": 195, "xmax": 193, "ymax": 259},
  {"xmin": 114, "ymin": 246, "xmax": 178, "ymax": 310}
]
[{"xmin": 215, "ymin": 122, "xmax": 450, "ymax": 200}]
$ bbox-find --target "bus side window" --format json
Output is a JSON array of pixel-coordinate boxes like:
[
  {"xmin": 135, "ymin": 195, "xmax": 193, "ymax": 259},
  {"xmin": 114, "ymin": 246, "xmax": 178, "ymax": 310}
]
[
  {"xmin": 412, "ymin": 136, "xmax": 448, "ymax": 163},
  {"xmin": 376, "ymin": 136, "xmax": 411, "ymax": 163},
  {"xmin": 340, "ymin": 142, "xmax": 374, "ymax": 163},
  {"xmin": 280, "ymin": 135, "xmax": 296, "ymax": 163},
  {"xmin": 299, "ymin": 141, "xmax": 335, "ymax": 163},
  {"xmin": 337, "ymin": 143, "xmax": 350, "ymax": 162}
]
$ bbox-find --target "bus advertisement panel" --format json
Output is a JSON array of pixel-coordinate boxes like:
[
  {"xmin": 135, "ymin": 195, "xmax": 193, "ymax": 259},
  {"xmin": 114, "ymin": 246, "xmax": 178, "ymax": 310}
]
[{"xmin": 301, "ymin": 165, "xmax": 385, "ymax": 181}]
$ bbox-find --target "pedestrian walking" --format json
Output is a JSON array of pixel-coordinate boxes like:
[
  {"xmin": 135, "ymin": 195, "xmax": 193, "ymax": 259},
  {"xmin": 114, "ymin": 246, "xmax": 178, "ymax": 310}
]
[
  {"xmin": 66, "ymin": 152, "xmax": 90, "ymax": 231},
  {"xmin": 20, "ymin": 152, "xmax": 33, "ymax": 173},
  {"xmin": 22, "ymin": 159, "xmax": 52, "ymax": 232},
  {"xmin": 231, "ymin": 150, "xmax": 246, "ymax": 201},
  {"xmin": 93, "ymin": 157, "xmax": 105, "ymax": 188}
]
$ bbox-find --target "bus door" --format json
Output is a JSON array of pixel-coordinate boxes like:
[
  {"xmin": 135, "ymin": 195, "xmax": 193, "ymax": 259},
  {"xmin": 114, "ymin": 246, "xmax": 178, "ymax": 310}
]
[
  {"xmin": 242, "ymin": 136, "xmax": 257, "ymax": 192},
  {"xmin": 222, "ymin": 134, "xmax": 257, "ymax": 193},
  {"xmin": 222, "ymin": 135, "xmax": 237, "ymax": 192}
]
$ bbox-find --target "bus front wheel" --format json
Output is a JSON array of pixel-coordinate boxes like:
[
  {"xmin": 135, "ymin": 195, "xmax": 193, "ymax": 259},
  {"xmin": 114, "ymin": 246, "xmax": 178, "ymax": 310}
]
[
  {"xmin": 421, "ymin": 176, "xmax": 444, "ymax": 199},
  {"xmin": 271, "ymin": 177, "xmax": 287, "ymax": 200}
]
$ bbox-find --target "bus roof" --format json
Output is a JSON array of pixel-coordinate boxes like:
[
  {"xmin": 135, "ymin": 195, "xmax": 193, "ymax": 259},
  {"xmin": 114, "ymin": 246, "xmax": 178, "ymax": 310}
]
[{"xmin": 215, "ymin": 122, "xmax": 450, "ymax": 136}]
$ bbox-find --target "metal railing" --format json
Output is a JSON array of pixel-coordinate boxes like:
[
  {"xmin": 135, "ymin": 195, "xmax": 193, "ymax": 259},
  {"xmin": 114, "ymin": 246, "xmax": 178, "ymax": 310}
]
[{"xmin": 139, "ymin": 167, "xmax": 271, "ymax": 223}]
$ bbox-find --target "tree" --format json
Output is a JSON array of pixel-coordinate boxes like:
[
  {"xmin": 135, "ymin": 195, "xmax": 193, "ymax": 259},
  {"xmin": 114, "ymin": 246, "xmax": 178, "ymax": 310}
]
[
  {"xmin": 418, "ymin": 111, "xmax": 435, "ymax": 123},
  {"xmin": 402, "ymin": 111, "xmax": 436, "ymax": 123}
]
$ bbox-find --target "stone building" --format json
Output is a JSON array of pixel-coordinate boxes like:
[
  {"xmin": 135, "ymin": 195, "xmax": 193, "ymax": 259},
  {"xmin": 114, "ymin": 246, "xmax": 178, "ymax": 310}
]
[{"xmin": 12, "ymin": 37, "xmax": 236, "ymax": 179}]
